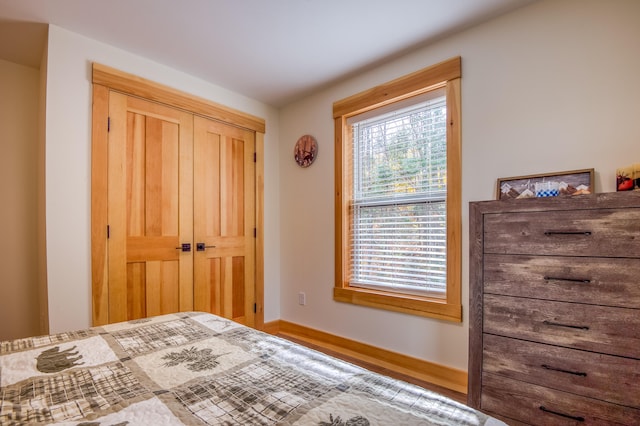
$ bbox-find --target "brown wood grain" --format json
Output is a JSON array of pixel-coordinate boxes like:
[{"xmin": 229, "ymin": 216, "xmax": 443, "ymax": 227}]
[
  {"xmin": 482, "ymin": 373, "xmax": 640, "ymax": 425},
  {"xmin": 92, "ymin": 66, "xmax": 264, "ymax": 326},
  {"xmin": 484, "ymin": 294, "xmax": 640, "ymax": 359},
  {"xmin": 192, "ymin": 116, "xmax": 255, "ymax": 327},
  {"xmin": 107, "ymin": 91, "xmax": 129, "ymax": 324},
  {"xmin": 446, "ymin": 77, "xmax": 462, "ymax": 310},
  {"xmin": 484, "ymin": 254, "xmax": 640, "ymax": 308},
  {"xmin": 275, "ymin": 320, "xmax": 468, "ymax": 394},
  {"xmin": 254, "ymin": 132, "xmax": 265, "ymax": 329},
  {"xmin": 93, "ymin": 63, "xmax": 265, "ymax": 133},
  {"xmin": 333, "ymin": 61, "xmax": 463, "ymax": 321},
  {"xmin": 483, "ymin": 334, "xmax": 640, "ymax": 408},
  {"xmin": 91, "ymin": 84, "xmax": 110, "ymax": 326},
  {"xmin": 468, "ymin": 192, "xmax": 640, "ymax": 420},
  {"xmin": 484, "ymin": 208, "xmax": 640, "ymax": 257},
  {"xmin": 126, "ymin": 262, "xmax": 146, "ymax": 320},
  {"xmin": 333, "ymin": 57, "xmax": 460, "ymax": 118},
  {"xmin": 108, "ymin": 94, "xmax": 194, "ymax": 322},
  {"xmin": 467, "ymin": 201, "xmax": 485, "ymax": 408}
]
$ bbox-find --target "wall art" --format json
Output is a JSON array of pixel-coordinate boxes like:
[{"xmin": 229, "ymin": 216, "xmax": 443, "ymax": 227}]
[
  {"xmin": 294, "ymin": 134, "xmax": 318, "ymax": 168},
  {"xmin": 496, "ymin": 168, "xmax": 594, "ymax": 200}
]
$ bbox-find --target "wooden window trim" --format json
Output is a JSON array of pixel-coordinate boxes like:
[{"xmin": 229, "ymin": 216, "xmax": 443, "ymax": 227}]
[{"xmin": 333, "ymin": 57, "xmax": 462, "ymax": 322}]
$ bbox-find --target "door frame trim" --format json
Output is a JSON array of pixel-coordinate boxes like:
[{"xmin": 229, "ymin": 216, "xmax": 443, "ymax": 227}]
[
  {"xmin": 92, "ymin": 63, "xmax": 265, "ymax": 133},
  {"xmin": 90, "ymin": 63, "xmax": 266, "ymax": 329}
]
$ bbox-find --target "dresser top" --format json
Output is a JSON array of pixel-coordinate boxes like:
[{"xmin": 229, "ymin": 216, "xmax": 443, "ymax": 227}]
[{"xmin": 470, "ymin": 191, "xmax": 640, "ymax": 214}]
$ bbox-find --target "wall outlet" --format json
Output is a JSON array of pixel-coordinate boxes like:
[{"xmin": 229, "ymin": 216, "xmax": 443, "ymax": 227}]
[{"xmin": 298, "ymin": 292, "xmax": 306, "ymax": 306}]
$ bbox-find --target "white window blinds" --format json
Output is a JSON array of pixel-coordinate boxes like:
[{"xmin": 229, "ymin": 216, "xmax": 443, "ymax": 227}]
[{"xmin": 349, "ymin": 89, "xmax": 447, "ymax": 296}]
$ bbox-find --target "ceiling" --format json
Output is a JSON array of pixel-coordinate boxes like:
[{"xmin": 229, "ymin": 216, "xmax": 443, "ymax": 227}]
[{"xmin": 0, "ymin": 0, "xmax": 534, "ymax": 107}]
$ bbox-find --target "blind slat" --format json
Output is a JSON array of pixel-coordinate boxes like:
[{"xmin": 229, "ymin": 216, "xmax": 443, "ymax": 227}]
[{"xmin": 350, "ymin": 91, "xmax": 447, "ymax": 296}]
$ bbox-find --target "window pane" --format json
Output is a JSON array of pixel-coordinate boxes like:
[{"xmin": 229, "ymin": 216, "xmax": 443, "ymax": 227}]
[
  {"xmin": 353, "ymin": 94, "xmax": 446, "ymax": 202},
  {"xmin": 350, "ymin": 201, "xmax": 446, "ymax": 295},
  {"xmin": 350, "ymin": 91, "xmax": 447, "ymax": 296}
]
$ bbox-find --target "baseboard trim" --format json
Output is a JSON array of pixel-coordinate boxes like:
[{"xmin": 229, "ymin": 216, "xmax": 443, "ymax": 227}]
[{"xmin": 263, "ymin": 319, "xmax": 467, "ymax": 394}]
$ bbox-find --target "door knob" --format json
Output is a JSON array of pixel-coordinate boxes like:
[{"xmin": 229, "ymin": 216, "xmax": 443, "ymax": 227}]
[
  {"xmin": 196, "ymin": 243, "xmax": 216, "ymax": 251},
  {"xmin": 176, "ymin": 243, "xmax": 191, "ymax": 252}
]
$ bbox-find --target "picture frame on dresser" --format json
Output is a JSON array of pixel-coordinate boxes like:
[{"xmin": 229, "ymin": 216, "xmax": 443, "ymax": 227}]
[
  {"xmin": 496, "ymin": 168, "xmax": 594, "ymax": 200},
  {"xmin": 468, "ymin": 191, "xmax": 640, "ymax": 425}
]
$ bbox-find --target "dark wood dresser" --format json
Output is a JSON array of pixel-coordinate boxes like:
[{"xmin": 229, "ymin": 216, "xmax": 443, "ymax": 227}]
[{"xmin": 468, "ymin": 191, "xmax": 640, "ymax": 425}]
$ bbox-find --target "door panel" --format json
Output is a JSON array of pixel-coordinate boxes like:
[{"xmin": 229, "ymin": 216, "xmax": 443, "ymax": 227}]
[
  {"xmin": 108, "ymin": 93, "xmax": 193, "ymax": 322},
  {"xmin": 92, "ymin": 70, "xmax": 265, "ymax": 328},
  {"xmin": 193, "ymin": 116, "xmax": 255, "ymax": 326},
  {"xmin": 145, "ymin": 260, "xmax": 179, "ymax": 317}
]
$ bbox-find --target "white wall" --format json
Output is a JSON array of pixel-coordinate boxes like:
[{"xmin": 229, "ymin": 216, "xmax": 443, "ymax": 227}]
[
  {"xmin": 45, "ymin": 25, "xmax": 281, "ymax": 333},
  {"xmin": 0, "ymin": 59, "xmax": 41, "ymax": 340},
  {"xmin": 278, "ymin": 0, "xmax": 640, "ymax": 371}
]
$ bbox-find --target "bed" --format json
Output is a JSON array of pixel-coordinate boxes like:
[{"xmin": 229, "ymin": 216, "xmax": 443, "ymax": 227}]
[{"xmin": 0, "ymin": 311, "xmax": 504, "ymax": 425}]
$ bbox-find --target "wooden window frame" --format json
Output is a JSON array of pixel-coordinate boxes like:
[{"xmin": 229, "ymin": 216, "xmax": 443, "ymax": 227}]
[{"xmin": 333, "ymin": 57, "xmax": 462, "ymax": 322}]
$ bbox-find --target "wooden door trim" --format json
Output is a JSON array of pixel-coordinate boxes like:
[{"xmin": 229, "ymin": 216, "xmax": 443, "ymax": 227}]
[
  {"xmin": 91, "ymin": 64, "xmax": 265, "ymax": 328},
  {"xmin": 91, "ymin": 85, "xmax": 109, "ymax": 325},
  {"xmin": 255, "ymin": 132, "xmax": 265, "ymax": 330},
  {"xmin": 92, "ymin": 63, "xmax": 266, "ymax": 134}
]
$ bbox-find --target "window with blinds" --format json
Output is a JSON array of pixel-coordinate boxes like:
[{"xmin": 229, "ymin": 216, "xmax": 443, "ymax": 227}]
[{"xmin": 349, "ymin": 88, "xmax": 447, "ymax": 297}]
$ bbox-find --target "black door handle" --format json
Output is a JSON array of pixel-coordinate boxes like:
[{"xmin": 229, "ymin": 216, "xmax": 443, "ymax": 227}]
[
  {"xmin": 176, "ymin": 243, "xmax": 191, "ymax": 252},
  {"xmin": 196, "ymin": 243, "xmax": 217, "ymax": 251}
]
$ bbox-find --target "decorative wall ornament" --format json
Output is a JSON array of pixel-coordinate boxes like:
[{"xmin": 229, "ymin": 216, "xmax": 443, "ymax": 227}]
[
  {"xmin": 294, "ymin": 134, "xmax": 318, "ymax": 167},
  {"xmin": 496, "ymin": 168, "xmax": 594, "ymax": 200}
]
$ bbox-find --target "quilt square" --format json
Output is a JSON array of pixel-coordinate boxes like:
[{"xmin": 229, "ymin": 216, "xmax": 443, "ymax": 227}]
[
  {"xmin": 173, "ymin": 359, "xmax": 339, "ymax": 425},
  {"xmin": 134, "ymin": 337, "xmax": 257, "ymax": 389}
]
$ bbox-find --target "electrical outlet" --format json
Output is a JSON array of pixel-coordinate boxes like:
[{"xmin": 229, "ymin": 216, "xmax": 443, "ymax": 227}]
[{"xmin": 298, "ymin": 292, "xmax": 306, "ymax": 306}]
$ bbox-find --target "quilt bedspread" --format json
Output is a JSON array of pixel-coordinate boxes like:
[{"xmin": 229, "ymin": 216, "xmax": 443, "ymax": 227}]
[{"xmin": 0, "ymin": 312, "xmax": 504, "ymax": 425}]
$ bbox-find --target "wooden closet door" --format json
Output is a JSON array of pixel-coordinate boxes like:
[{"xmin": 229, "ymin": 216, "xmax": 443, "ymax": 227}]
[
  {"xmin": 193, "ymin": 116, "xmax": 255, "ymax": 326},
  {"xmin": 107, "ymin": 92, "xmax": 194, "ymax": 322}
]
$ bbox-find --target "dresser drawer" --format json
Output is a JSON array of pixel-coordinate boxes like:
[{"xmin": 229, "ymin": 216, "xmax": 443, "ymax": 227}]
[
  {"xmin": 483, "ymin": 334, "xmax": 640, "ymax": 408},
  {"xmin": 482, "ymin": 373, "xmax": 640, "ymax": 425},
  {"xmin": 483, "ymin": 208, "xmax": 640, "ymax": 257},
  {"xmin": 483, "ymin": 294, "xmax": 640, "ymax": 358},
  {"xmin": 484, "ymin": 254, "xmax": 640, "ymax": 308}
]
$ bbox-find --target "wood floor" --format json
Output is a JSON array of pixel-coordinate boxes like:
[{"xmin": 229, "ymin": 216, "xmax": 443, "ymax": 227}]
[{"xmin": 278, "ymin": 334, "xmax": 467, "ymax": 405}]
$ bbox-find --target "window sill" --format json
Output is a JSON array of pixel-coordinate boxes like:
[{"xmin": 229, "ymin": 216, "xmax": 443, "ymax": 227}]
[{"xmin": 333, "ymin": 286, "xmax": 462, "ymax": 322}]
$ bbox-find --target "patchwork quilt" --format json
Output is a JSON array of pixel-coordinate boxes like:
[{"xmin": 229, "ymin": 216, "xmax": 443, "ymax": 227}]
[{"xmin": 0, "ymin": 312, "xmax": 504, "ymax": 425}]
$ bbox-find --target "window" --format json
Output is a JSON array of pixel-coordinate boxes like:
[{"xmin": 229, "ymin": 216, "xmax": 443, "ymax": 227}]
[{"xmin": 333, "ymin": 57, "xmax": 461, "ymax": 322}]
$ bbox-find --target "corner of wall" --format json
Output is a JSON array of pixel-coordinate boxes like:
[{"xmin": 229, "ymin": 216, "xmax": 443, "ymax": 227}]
[{"xmin": 38, "ymin": 26, "xmax": 50, "ymax": 335}]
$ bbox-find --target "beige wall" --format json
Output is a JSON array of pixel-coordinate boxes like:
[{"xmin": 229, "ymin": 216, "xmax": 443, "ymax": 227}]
[
  {"xmin": 12, "ymin": 0, "xmax": 640, "ymax": 375},
  {"xmin": 278, "ymin": 0, "xmax": 640, "ymax": 371},
  {"xmin": 0, "ymin": 59, "xmax": 41, "ymax": 340}
]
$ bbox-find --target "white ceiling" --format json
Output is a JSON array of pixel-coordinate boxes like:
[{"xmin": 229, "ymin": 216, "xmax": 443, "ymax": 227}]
[{"xmin": 0, "ymin": 0, "xmax": 535, "ymax": 107}]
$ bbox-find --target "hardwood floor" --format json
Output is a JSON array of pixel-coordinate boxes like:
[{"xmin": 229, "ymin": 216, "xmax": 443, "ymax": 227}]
[{"xmin": 278, "ymin": 334, "xmax": 467, "ymax": 405}]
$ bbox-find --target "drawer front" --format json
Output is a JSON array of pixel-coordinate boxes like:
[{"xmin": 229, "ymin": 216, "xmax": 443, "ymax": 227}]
[
  {"xmin": 483, "ymin": 254, "xmax": 640, "ymax": 308},
  {"xmin": 482, "ymin": 373, "xmax": 640, "ymax": 425},
  {"xmin": 483, "ymin": 294, "xmax": 640, "ymax": 358},
  {"xmin": 483, "ymin": 334, "xmax": 640, "ymax": 408},
  {"xmin": 483, "ymin": 208, "xmax": 640, "ymax": 257}
]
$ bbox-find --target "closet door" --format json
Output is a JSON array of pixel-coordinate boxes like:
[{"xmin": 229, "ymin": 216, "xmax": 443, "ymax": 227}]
[
  {"xmin": 193, "ymin": 116, "xmax": 255, "ymax": 326},
  {"xmin": 107, "ymin": 92, "xmax": 194, "ymax": 322}
]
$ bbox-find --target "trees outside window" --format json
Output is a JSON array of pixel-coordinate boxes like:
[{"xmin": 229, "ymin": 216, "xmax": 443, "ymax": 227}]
[{"xmin": 333, "ymin": 57, "xmax": 461, "ymax": 322}]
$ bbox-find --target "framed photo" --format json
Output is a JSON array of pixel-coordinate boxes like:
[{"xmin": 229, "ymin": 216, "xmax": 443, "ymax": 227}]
[
  {"xmin": 616, "ymin": 163, "xmax": 640, "ymax": 191},
  {"xmin": 496, "ymin": 168, "xmax": 594, "ymax": 200}
]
